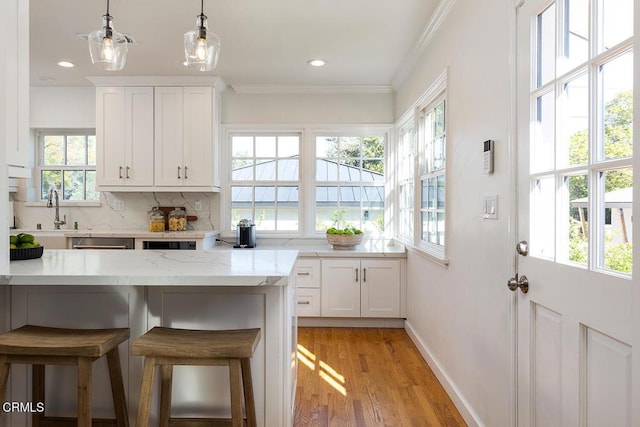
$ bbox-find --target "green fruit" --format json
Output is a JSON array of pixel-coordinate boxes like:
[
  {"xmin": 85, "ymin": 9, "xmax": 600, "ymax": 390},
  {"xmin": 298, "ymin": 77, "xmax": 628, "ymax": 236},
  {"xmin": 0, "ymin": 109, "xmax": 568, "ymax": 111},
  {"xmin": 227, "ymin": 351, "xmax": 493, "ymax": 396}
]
[
  {"xmin": 19, "ymin": 234, "xmax": 35, "ymax": 244},
  {"xmin": 326, "ymin": 228, "xmax": 337, "ymax": 234},
  {"xmin": 9, "ymin": 244, "xmax": 17, "ymax": 250},
  {"xmin": 10, "ymin": 235, "xmax": 18, "ymax": 245},
  {"xmin": 32, "ymin": 241, "xmax": 41, "ymax": 247},
  {"xmin": 18, "ymin": 243, "xmax": 34, "ymax": 249}
]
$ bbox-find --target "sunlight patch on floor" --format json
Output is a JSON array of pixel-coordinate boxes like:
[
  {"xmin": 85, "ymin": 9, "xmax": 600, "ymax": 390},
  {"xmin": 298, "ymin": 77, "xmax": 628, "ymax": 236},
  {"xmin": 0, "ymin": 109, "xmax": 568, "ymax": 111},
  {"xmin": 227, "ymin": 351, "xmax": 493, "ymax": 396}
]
[{"xmin": 297, "ymin": 343, "xmax": 347, "ymax": 396}]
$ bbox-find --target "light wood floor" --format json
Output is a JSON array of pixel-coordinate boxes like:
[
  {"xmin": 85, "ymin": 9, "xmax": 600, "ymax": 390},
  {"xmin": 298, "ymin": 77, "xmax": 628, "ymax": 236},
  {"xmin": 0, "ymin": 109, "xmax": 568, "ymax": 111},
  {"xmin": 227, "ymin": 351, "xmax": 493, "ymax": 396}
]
[{"xmin": 294, "ymin": 327, "xmax": 467, "ymax": 427}]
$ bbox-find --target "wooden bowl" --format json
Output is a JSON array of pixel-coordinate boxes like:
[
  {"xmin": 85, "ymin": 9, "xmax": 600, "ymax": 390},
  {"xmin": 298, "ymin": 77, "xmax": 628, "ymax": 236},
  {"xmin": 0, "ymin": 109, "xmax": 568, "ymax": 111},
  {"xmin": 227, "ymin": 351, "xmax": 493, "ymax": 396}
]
[{"xmin": 326, "ymin": 233, "xmax": 363, "ymax": 249}]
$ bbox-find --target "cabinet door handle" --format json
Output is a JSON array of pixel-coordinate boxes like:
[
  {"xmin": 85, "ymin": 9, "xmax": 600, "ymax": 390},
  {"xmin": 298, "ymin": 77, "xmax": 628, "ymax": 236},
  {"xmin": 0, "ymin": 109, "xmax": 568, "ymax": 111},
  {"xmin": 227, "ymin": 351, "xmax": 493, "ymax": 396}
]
[
  {"xmin": 119, "ymin": 166, "xmax": 123, "ymax": 179},
  {"xmin": 126, "ymin": 166, "xmax": 130, "ymax": 179},
  {"xmin": 297, "ymin": 272, "xmax": 310, "ymax": 276},
  {"xmin": 184, "ymin": 166, "xmax": 188, "ymax": 179},
  {"xmin": 297, "ymin": 300, "xmax": 311, "ymax": 305},
  {"xmin": 363, "ymin": 268, "xmax": 366, "ymax": 282},
  {"xmin": 355, "ymin": 268, "xmax": 359, "ymax": 282},
  {"xmin": 177, "ymin": 166, "xmax": 181, "ymax": 179}
]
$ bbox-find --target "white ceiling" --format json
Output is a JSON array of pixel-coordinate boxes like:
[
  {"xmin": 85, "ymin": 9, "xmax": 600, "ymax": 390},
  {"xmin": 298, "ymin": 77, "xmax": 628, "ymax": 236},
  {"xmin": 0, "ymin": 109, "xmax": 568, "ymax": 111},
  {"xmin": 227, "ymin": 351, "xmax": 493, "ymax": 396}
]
[{"xmin": 30, "ymin": 0, "xmax": 439, "ymax": 89}]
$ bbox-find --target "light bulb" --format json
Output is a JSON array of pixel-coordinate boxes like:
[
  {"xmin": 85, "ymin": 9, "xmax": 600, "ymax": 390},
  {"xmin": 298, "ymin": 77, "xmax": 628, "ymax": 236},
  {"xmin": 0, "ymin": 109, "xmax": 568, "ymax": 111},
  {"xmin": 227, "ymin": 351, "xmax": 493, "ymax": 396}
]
[
  {"xmin": 101, "ymin": 37, "xmax": 115, "ymax": 62},
  {"xmin": 196, "ymin": 37, "xmax": 208, "ymax": 61}
]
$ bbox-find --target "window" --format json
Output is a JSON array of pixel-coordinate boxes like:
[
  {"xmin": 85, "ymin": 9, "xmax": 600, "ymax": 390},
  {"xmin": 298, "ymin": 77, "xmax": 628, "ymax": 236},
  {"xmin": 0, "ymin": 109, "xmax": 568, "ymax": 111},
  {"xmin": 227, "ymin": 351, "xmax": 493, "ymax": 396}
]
[
  {"xmin": 314, "ymin": 135, "xmax": 385, "ymax": 234},
  {"xmin": 529, "ymin": 0, "xmax": 633, "ymax": 274},
  {"xmin": 38, "ymin": 130, "xmax": 98, "ymax": 201},
  {"xmin": 397, "ymin": 120, "xmax": 415, "ymax": 240},
  {"xmin": 418, "ymin": 98, "xmax": 446, "ymax": 255},
  {"xmin": 394, "ymin": 71, "xmax": 448, "ymax": 261},
  {"xmin": 229, "ymin": 133, "xmax": 301, "ymax": 231}
]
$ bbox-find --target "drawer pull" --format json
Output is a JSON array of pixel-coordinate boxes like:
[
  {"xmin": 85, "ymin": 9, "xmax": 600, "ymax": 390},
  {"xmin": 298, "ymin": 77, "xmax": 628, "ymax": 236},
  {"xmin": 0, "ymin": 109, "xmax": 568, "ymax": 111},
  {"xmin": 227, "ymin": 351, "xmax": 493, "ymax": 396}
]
[
  {"xmin": 297, "ymin": 301, "xmax": 311, "ymax": 305},
  {"xmin": 297, "ymin": 272, "xmax": 310, "ymax": 276}
]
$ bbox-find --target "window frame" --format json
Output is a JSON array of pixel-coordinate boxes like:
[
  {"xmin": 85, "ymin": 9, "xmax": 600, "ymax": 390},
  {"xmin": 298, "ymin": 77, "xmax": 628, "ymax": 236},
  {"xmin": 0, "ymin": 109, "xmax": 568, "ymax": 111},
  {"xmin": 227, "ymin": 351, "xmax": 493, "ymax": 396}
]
[
  {"xmin": 226, "ymin": 131, "xmax": 303, "ymax": 233},
  {"xmin": 36, "ymin": 129, "xmax": 99, "ymax": 204},
  {"xmin": 394, "ymin": 70, "xmax": 449, "ymax": 264},
  {"xmin": 221, "ymin": 125, "xmax": 392, "ymax": 238}
]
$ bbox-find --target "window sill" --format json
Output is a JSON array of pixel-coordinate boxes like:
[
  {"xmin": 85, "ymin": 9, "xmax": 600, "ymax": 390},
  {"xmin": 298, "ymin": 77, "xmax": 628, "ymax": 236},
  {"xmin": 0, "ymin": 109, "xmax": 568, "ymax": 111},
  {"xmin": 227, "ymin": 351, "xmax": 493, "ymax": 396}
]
[
  {"xmin": 25, "ymin": 201, "xmax": 102, "ymax": 208},
  {"xmin": 396, "ymin": 236, "xmax": 449, "ymax": 268}
]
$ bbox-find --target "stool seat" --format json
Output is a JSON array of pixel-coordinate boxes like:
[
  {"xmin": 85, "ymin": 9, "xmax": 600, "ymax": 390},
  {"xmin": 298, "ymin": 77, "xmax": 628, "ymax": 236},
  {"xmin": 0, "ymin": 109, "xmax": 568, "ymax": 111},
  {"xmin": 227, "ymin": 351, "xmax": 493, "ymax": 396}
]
[
  {"xmin": 0, "ymin": 325, "xmax": 130, "ymax": 357},
  {"xmin": 131, "ymin": 327, "xmax": 260, "ymax": 358},
  {"xmin": 132, "ymin": 327, "xmax": 260, "ymax": 427},
  {"xmin": 0, "ymin": 324, "xmax": 130, "ymax": 427}
]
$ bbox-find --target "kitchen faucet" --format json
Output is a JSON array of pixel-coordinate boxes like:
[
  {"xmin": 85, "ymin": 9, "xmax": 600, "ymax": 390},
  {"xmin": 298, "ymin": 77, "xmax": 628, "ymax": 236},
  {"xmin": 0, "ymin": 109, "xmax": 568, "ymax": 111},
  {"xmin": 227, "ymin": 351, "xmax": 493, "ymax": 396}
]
[{"xmin": 47, "ymin": 189, "xmax": 66, "ymax": 230}]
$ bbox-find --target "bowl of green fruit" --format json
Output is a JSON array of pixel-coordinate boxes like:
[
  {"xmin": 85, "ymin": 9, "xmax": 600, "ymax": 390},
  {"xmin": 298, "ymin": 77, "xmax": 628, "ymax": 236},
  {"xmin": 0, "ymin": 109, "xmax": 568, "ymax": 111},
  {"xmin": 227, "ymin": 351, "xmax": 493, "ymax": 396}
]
[
  {"xmin": 10, "ymin": 233, "xmax": 44, "ymax": 261},
  {"xmin": 325, "ymin": 226, "xmax": 364, "ymax": 249}
]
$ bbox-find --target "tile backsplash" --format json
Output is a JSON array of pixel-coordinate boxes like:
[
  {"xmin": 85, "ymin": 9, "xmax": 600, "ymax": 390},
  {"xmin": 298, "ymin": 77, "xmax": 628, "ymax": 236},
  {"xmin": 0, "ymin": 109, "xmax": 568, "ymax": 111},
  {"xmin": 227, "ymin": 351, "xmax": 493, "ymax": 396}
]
[{"xmin": 10, "ymin": 190, "xmax": 219, "ymax": 231}]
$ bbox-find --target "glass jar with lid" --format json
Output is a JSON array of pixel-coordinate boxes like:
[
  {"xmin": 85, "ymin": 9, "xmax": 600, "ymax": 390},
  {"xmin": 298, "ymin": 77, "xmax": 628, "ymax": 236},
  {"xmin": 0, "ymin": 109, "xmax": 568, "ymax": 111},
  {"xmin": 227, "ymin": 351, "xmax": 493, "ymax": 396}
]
[
  {"xmin": 168, "ymin": 208, "xmax": 187, "ymax": 231},
  {"xmin": 147, "ymin": 207, "xmax": 165, "ymax": 232}
]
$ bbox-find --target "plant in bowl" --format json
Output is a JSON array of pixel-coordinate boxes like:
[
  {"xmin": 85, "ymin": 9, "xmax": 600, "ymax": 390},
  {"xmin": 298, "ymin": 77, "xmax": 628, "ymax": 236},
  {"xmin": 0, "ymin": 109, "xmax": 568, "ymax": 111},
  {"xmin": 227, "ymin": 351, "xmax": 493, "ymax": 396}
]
[{"xmin": 326, "ymin": 226, "xmax": 364, "ymax": 249}]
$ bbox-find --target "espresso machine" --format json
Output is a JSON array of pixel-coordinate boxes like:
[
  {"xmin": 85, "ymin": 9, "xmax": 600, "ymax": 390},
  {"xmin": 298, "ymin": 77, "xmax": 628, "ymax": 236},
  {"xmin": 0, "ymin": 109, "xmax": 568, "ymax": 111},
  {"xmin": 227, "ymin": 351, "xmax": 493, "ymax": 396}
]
[{"xmin": 235, "ymin": 219, "xmax": 256, "ymax": 248}]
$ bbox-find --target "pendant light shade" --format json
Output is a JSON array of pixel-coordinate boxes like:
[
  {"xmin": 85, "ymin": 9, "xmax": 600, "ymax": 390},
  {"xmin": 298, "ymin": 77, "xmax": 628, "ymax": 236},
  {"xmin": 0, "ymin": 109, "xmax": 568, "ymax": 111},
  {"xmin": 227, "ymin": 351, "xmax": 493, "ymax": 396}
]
[
  {"xmin": 88, "ymin": 0, "xmax": 128, "ymax": 71},
  {"xmin": 184, "ymin": 0, "xmax": 220, "ymax": 71}
]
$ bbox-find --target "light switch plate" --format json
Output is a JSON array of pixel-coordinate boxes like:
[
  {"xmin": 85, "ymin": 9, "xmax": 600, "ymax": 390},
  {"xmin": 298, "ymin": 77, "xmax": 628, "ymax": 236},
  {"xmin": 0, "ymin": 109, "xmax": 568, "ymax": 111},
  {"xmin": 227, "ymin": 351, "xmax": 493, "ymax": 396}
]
[{"xmin": 483, "ymin": 195, "xmax": 498, "ymax": 219}]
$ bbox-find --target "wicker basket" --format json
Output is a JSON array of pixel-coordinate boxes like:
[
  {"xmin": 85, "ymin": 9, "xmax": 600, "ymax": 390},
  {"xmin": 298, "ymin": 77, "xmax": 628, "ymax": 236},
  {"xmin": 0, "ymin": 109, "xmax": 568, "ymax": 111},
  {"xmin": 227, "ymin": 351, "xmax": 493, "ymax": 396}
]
[
  {"xmin": 10, "ymin": 246, "xmax": 44, "ymax": 261},
  {"xmin": 326, "ymin": 233, "xmax": 363, "ymax": 249}
]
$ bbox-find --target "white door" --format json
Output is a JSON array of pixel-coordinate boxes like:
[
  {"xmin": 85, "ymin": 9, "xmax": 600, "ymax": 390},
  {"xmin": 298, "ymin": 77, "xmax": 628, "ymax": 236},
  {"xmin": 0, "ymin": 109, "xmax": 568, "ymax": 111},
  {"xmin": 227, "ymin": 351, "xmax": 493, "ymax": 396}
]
[
  {"xmin": 321, "ymin": 259, "xmax": 360, "ymax": 317},
  {"xmin": 360, "ymin": 259, "xmax": 400, "ymax": 318},
  {"xmin": 515, "ymin": 0, "xmax": 636, "ymax": 426}
]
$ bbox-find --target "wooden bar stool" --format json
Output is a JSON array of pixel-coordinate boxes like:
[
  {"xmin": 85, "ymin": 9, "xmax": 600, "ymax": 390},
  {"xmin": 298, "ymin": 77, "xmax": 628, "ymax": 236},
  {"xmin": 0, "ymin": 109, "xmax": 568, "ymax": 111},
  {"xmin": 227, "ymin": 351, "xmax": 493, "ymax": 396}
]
[
  {"xmin": 0, "ymin": 325, "xmax": 130, "ymax": 427},
  {"xmin": 132, "ymin": 327, "xmax": 261, "ymax": 427}
]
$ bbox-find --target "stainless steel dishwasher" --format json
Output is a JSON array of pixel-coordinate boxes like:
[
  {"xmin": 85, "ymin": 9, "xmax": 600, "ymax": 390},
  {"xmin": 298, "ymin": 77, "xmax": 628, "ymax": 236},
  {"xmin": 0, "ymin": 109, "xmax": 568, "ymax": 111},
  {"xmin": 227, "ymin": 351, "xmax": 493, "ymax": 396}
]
[{"xmin": 71, "ymin": 237, "xmax": 135, "ymax": 250}]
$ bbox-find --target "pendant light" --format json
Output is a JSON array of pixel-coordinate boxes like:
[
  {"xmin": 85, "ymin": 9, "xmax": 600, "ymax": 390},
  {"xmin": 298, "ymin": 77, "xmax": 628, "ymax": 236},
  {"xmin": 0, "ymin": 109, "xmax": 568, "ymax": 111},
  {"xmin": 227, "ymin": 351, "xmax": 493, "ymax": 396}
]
[
  {"xmin": 184, "ymin": 0, "xmax": 221, "ymax": 71},
  {"xmin": 88, "ymin": 0, "xmax": 128, "ymax": 71}
]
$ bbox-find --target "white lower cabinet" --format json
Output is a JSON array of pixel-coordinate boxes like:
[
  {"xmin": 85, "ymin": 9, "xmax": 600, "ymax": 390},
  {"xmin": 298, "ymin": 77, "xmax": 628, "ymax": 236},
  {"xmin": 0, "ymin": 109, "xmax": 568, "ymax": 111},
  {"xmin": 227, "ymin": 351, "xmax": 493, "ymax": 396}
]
[{"xmin": 321, "ymin": 259, "xmax": 401, "ymax": 318}]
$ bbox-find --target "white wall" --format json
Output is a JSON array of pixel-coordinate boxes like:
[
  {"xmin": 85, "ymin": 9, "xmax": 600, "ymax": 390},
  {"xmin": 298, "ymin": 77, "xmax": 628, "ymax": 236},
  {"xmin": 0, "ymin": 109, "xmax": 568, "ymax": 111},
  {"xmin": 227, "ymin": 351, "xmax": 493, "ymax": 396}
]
[
  {"xmin": 394, "ymin": 0, "xmax": 513, "ymax": 426},
  {"xmin": 222, "ymin": 90, "xmax": 393, "ymax": 124},
  {"xmin": 30, "ymin": 87, "xmax": 95, "ymax": 128}
]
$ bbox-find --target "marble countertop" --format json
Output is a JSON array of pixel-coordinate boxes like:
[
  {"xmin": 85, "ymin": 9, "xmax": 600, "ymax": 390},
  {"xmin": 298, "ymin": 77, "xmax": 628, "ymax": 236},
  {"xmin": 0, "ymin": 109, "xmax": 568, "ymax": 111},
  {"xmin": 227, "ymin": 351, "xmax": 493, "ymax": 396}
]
[
  {"xmin": 215, "ymin": 238, "xmax": 407, "ymax": 258},
  {"xmin": 11, "ymin": 229, "xmax": 221, "ymax": 239},
  {"xmin": 7, "ymin": 249, "xmax": 298, "ymax": 286}
]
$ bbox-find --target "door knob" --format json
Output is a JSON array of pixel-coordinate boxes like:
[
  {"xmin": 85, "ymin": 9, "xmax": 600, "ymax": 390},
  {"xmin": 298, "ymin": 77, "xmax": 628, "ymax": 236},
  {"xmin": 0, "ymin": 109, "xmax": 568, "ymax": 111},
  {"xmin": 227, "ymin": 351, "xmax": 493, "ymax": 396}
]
[{"xmin": 507, "ymin": 274, "xmax": 529, "ymax": 294}]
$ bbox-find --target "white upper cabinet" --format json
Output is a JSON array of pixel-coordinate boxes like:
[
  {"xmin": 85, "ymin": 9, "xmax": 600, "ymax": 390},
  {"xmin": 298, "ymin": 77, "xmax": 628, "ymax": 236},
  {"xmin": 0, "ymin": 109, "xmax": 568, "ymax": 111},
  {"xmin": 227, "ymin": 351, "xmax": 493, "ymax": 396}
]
[
  {"xmin": 154, "ymin": 86, "xmax": 216, "ymax": 189},
  {"xmin": 91, "ymin": 78, "xmax": 222, "ymax": 192},
  {"xmin": 4, "ymin": 0, "xmax": 30, "ymax": 178},
  {"xmin": 96, "ymin": 87, "xmax": 154, "ymax": 189}
]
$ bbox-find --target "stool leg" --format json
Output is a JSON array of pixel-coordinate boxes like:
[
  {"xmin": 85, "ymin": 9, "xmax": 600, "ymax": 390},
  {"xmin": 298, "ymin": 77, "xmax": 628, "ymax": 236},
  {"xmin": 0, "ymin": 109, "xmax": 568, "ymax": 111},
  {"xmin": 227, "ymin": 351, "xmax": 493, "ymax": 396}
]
[
  {"xmin": 136, "ymin": 357, "xmax": 156, "ymax": 427},
  {"xmin": 160, "ymin": 365, "xmax": 173, "ymax": 427},
  {"xmin": 77, "ymin": 357, "xmax": 93, "ymax": 427},
  {"xmin": 0, "ymin": 357, "xmax": 10, "ymax": 405},
  {"xmin": 32, "ymin": 364, "xmax": 45, "ymax": 427},
  {"xmin": 241, "ymin": 358, "xmax": 257, "ymax": 427},
  {"xmin": 229, "ymin": 359, "xmax": 243, "ymax": 427},
  {"xmin": 107, "ymin": 346, "xmax": 129, "ymax": 427}
]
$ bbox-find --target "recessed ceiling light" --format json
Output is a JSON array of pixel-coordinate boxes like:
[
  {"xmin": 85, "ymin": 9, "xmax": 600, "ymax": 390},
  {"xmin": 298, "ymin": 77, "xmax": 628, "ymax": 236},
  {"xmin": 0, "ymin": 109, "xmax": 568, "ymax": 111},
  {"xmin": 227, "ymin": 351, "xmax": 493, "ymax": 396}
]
[
  {"xmin": 58, "ymin": 61, "xmax": 75, "ymax": 68},
  {"xmin": 307, "ymin": 59, "xmax": 326, "ymax": 67}
]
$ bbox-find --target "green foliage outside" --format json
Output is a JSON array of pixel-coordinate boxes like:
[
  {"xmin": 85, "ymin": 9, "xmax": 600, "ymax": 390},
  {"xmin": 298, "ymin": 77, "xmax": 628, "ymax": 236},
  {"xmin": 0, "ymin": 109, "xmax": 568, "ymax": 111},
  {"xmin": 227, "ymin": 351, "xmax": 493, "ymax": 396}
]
[{"xmin": 568, "ymin": 91, "xmax": 633, "ymax": 273}]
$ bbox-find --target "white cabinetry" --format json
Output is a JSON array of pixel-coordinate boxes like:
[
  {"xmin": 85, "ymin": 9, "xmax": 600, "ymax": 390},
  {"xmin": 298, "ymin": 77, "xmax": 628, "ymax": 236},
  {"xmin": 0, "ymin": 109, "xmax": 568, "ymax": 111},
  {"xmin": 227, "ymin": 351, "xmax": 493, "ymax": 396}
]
[
  {"xmin": 321, "ymin": 259, "xmax": 400, "ymax": 318},
  {"xmin": 154, "ymin": 87, "xmax": 217, "ymax": 189},
  {"xmin": 4, "ymin": 0, "xmax": 30, "ymax": 178},
  {"xmin": 96, "ymin": 87, "xmax": 154, "ymax": 189},
  {"xmin": 293, "ymin": 259, "xmax": 321, "ymax": 317}
]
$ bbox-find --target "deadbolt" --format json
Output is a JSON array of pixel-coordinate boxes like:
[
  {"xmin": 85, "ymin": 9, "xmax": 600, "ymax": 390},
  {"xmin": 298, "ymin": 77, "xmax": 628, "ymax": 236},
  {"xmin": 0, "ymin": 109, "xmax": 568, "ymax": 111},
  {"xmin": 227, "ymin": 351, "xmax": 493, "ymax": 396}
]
[{"xmin": 516, "ymin": 240, "xmax": 529, "ymax": 256}]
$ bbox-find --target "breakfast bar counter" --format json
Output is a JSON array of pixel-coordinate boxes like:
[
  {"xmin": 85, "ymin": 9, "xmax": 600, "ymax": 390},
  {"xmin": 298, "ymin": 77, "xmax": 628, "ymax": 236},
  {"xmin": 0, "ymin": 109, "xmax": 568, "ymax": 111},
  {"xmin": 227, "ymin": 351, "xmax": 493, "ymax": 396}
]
[{"xmin": 3, "ymin": 249, "xmax": 298, "ymax": 427}]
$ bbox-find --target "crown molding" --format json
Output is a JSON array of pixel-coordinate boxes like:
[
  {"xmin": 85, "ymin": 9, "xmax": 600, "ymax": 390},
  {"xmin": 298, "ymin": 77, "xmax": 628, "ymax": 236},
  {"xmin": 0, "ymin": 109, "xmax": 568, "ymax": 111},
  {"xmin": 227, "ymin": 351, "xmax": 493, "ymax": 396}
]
[
  {"xmin": 86, "ymin": 76, "xmax": 227, "ymax": 91},
  {"xmin": 230, "ymin": 85, "xmax": 393, "ymax": 95},
  {"xmin": 392, "ymin": 0, "xmax": 457, "ymax": 89}
]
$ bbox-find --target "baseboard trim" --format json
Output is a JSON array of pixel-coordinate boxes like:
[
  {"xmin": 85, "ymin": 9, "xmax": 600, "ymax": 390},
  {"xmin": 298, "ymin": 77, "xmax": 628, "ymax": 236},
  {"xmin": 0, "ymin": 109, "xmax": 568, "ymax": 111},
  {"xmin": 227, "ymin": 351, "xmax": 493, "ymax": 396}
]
[
  {"xmin": 298, "ymin": 317, "xmax": 405, "ymax": 328},
  {"xmin": 404, "ymin": 320, "xmax": 484, "ymax": 427}
]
